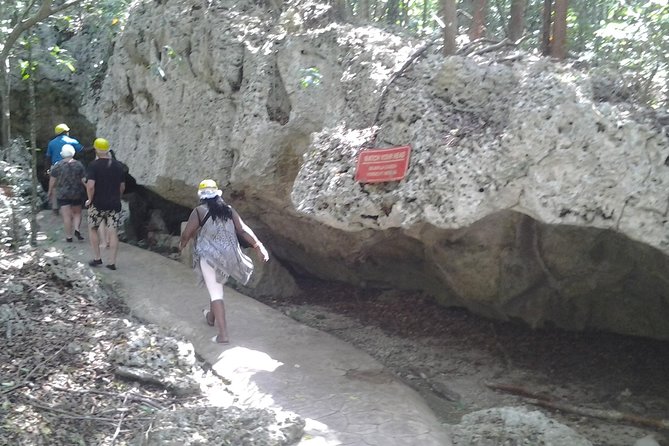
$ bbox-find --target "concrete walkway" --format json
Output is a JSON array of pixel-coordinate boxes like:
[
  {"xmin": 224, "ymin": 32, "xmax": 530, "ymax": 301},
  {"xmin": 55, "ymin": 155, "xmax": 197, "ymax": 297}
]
[{"xmin": 38, "ymin": 211, "xmax": 452, "ymax": 446}]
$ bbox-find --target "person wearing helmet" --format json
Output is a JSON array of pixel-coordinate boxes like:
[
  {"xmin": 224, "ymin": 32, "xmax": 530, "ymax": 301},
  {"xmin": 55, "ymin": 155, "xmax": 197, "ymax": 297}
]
[
  {"xmin": 47, "ymin": 144, "xmax": 86, "ymax": 242},
  {"xmin": 46, "ymin": 123, "xmax": 84, "ymax": 214},
  {"xmin": 85, "ymin": 137, "xmax": 126, "ymax": 271},
  {"xmin": 46, "ymin": 123, "xmax": 83, "ymax": 166},
  {"xmin": 179, "ymin": 179, "xmax": 269, "ymax": 344}
]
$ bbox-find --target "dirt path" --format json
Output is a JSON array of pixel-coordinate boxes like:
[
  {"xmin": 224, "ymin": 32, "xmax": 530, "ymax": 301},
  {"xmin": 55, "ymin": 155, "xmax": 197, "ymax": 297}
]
[{"xmin": 255, "ymin": 280, "xmax": 669, "ymax": 446}]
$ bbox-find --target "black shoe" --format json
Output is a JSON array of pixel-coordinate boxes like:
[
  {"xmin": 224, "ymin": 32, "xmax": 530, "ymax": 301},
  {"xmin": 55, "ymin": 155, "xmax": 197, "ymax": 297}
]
[
  {"xmin": 74, "ymin": 230, "xmax": 84, "ymax": 241},
  {"xmin": 89, "ymin": 259, "xmax": 102, "ymax": 267},
  {"xmin": 66, "ymin": 237, "xmax": 73, "ymax": 243},
  {"xmin": 106, "ymin": 264, "xmax": 116, "ymax": 271}
]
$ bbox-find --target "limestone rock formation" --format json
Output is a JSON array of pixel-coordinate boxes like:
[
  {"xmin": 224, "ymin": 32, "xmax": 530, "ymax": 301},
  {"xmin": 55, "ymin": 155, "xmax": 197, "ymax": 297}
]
[
  {"xmin": 84, "ymin": 0, "xmax": 669, "ymax": 340},
  {"xmin": 448, "ymin": 406, "xmax": 594, "ymax": 445}
]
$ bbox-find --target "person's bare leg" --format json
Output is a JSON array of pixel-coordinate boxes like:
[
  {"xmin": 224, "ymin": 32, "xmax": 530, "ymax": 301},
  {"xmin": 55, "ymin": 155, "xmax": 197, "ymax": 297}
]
[
  {"xmin": 89, "ymin": 226, "xmax": 101, "ymax": 260},
  {"xmin": 60, "ymin": 205, "xmax": 73, "ymax": 239},
  {"xmin": 200, "ymin": 261, "xmax": 228, "ymax": 343},
  {"xmin": 51, "ymin": 194, "xmax": 59, "ymax": 215},
  {"xmin": 71, "ymin": 205, "xmax": 82, "ymax": 239},
  {"xmin": 107, "ymin": 226, "xmax": 119, "ymax": 265},
  {"xmin": 210, "ymin": 300, "xmax": 229, "ymax": 343},
  {"xmin": 98, "ymin": 221, "xmax": 108, "ymax": 248}
]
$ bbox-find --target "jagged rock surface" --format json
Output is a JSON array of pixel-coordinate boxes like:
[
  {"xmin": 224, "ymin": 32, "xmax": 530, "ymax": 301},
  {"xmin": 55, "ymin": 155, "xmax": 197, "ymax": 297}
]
[
  {"xmin": 84, "ymin": 0, "xmax": 669, "ymax": 339},
  {"xmin": 448, "ymin": 407, "xmax": 593, "ymax": 446}
]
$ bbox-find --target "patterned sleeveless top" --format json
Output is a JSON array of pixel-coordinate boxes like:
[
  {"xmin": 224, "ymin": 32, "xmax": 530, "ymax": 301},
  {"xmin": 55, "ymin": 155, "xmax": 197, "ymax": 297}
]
[{"xmin": 193, "ymin": 212, "xmax": 254, "ymax": 285}]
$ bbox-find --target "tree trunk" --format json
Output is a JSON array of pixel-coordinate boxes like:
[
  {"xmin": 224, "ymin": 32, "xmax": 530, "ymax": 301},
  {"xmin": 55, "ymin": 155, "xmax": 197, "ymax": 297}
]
[
  {"xmin": 422, "ymin": 0, "xmax": 429, "ymax": 30},
  {"xmin": 441, "ymin": 0, "xmax": 458, "ymax": 55},
  {"xmin": 385, "ymin": 0, "xmax": 401, "ymax": 24},
  {"xmin": 400, "ymin": 0, "xmax": 409, "ymax": 27},
  {"xmin": 540, "ymin": 0, "xmax": 553, "ymax": 56},
  {"xmin": 358, "ymin": 0, "xmax": 369, "ymax": 20},
  {"xmin": 28, "ymin": 55, "xmax": 37, "ymax": 246},
  {"xmin": 468, "ymin": 0, "xmax": 487, "ymax": 40},
  {"xmin": 333, "ymin": 0, "xmax": 349, "ymax": 21},
  {"xmin": 508, "ymin": 0, "xmax": 527, "ymax": 41},
  {"xmin": 1, "ymin": 67, "xmax": 10, "ymax": 147},
  {"xmin": 550, "ymin": 0, "xmax": 568, "ymax": 59}
]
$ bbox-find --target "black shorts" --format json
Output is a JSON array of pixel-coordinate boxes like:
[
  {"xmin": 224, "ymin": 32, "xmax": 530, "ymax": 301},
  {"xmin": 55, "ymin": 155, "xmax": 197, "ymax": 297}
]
[{"xmin": 57, "ymin": 198, "xmax": 84, "ymax": 207}]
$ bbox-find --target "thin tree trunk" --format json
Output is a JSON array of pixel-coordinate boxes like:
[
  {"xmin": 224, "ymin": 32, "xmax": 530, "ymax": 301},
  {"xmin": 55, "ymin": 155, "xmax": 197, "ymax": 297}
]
[
  {"xmin": 550, "ymin": 0, "xmax": 568, "ymax": 59},
  {"xmin": 441, "ymin": 0, "xmax": 458, "ymax": 55},
  {"xmin": 358, "ymin": 0, "xmax": 370, "ymax": 20},
  {"xmin": 469, "ymin": 0, "xmax": 487, "ymax": 40},
  {"xmin": 508, "ymin": 0, "xmax": 527, "ymax": 41},
  {"xmin": 1, "ymin": 66, "xmax": 10, "ymax": 148},
  {"xmin": 333, "ymin": 0, "xmax": 349, "ymax": 21},
  {"xmin": 540, "ymin": 0, "xmax": 553, "ymax": 56},
  {"xmin": 386, "ymin": 0, "xmax": 401, "ymax": 24},
  {"xmin": 422, "ymin": 0, "xmax": 429, "ymax": 30},
  {"xmin": 400, "ymin": 0, "xmax": 409, "ymax": 27},
  {"xmin": 28, "ymin": 57, "xmax": 37, "ymax": 246}
]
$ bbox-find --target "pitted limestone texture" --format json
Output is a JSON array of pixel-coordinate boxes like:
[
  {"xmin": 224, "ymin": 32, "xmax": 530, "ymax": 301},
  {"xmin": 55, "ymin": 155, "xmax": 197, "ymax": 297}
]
[
  {"xmin": 84, "ymin": 0, "xmax": 669, "ymax": 340},
  {"xmin": 140, "ymin": 406, "xmax": 305, "ymax": 446},
  {"xmin": 449, "ymin": 406, "xmax": 593, "ymax": 446},
  {"xmin": 109, "ymin": 325, "xmax": 200, "ymax": 396}
]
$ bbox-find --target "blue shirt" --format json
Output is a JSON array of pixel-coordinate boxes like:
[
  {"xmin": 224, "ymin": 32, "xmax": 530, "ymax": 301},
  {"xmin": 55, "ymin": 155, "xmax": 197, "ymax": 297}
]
[{"xmin": 46, "ymin": 134, "xmax": 83, "ymax": 165}]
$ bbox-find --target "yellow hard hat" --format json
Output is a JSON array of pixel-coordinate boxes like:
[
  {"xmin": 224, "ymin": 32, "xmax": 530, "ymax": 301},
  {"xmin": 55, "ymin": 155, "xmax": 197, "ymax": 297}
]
[
  {"xmin": 197, "ymin": 179, "xmax": 222, "ymax": 199},
  {"xmin": 54, "ymin": 123, "xmax": 70, "ymax": 134},
  {"xmin": 93, "ymin": 138, "xmax": 110, "ymax": 150},
  {"xmin": 198, "ymin": 179, "xmax": 218, "ymax": 190}
]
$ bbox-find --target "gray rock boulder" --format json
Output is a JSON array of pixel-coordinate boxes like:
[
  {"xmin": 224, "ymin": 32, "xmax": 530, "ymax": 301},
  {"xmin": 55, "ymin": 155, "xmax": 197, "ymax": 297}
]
[
  {"xmin": 448, "ymin": 406, "xmax": 593, "ymax": 446},
  {"xmin": 84, "ymin": 0, "xmax": 669, "ymax": 340}
]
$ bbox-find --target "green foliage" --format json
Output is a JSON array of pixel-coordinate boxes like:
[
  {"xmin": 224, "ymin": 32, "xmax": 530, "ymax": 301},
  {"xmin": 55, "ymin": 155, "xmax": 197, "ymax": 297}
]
[
  {"xmin": 81, "ymin": 0, "xmax": 132, "ymax": 38},
  {"xmin": 343, "ymin": 0, "xmax": 667, "ymax": 105},
  {"xmin": 49, "ymin": 45, "xmax": 76, "ymax": 73},
  {"xmin": 299, "ymin": 67, "xmax": 322, "ymax": 89},
  {"xmin": 583, "ymin": 1, "xmax": 668, "ymax": 105}
]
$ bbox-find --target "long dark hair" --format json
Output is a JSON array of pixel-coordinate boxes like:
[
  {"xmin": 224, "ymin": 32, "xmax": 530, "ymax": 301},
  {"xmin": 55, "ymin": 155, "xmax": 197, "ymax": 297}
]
[{"xmin": 201, "ymin": 196, "xmax": 233, "ymax": 221}]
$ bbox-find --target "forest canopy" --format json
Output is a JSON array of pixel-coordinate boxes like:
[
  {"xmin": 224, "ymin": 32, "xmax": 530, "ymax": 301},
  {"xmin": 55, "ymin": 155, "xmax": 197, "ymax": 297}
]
[{"xmin": 337, "ymin": 0, "xmax": 668, "ymax": 107}]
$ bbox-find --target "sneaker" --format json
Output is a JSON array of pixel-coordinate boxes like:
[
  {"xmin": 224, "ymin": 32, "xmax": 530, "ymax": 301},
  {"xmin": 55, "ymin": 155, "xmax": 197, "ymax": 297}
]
[
  {"xmin": 106, "ymin": 264, "xmax": 116, "ymax": 271},
  {"xmin": 89, "ymin": 259, "xmax": 102, "ymax": 267},
  {"xmin": 74, "ymin": 230, "xmax": 84, "ymax": 241},
  {"xmin": 66, "ymin": 237, "xmax": 73, "ymax": 243}
]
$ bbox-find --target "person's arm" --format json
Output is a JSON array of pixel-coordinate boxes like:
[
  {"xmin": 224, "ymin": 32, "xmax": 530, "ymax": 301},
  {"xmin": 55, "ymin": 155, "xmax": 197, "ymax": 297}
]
[
  {"xmin": 45, "ymin": 145, "xmax": 52, "ymax": 171},
  {"xmin": 120, "ymin": 181, "xmax": 126, "ymax": 195},
  {"xmin": 179, "ymin": 208, "xmax": 202, "ymax": 250},
  {"xmin": 85, "ymin": 179, "xmax": 95, "ymax": 208},
  {"xmin": 47, "ymin": 175, "xmax": 57, "ymax": 199},
  {"xmin": 231, "ymin": 208, "xmax": 269, "ymax": 262}
]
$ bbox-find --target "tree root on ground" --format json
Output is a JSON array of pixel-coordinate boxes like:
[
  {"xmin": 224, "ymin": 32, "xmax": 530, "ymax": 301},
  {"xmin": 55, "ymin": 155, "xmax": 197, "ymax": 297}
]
[{"xmin": 486, "ymin": 382, "xmax": 669, "ymax": 431}]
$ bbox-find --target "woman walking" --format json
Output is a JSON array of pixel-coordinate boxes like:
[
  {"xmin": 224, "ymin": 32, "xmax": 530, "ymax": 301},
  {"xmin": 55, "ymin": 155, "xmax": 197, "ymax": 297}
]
[
  {"xmin": 48, "ymin": 144, "xmax": 86, "ymax": 242},
  {"xmin": 179, "ymin": 179, "xmax": 269, "ymax": 344}
]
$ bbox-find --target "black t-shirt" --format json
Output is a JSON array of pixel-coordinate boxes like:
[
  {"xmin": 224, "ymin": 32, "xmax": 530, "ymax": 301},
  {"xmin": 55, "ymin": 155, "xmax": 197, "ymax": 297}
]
[{"xmin": 87, "ymin": 158, "xmax": 125, "ymax": 211}]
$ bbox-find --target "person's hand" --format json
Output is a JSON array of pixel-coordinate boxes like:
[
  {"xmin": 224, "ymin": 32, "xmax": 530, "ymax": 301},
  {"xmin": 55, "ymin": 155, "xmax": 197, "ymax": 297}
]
[{"xmin": 255, "ymin": 243, "xmax": 269, "ymax": 262}]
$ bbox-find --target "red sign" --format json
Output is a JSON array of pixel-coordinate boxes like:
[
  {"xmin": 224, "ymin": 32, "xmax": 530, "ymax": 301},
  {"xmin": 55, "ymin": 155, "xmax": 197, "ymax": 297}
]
[{"xmin": 355, "ymin": 145, "xmax": 412, "ymax": 183}]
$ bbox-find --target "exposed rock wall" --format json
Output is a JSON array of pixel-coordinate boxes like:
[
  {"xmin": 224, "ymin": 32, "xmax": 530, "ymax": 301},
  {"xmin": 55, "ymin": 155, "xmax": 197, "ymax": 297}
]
[{"xmin": 85, "ymin": 0, "xmax": 669, "ymax": 340}]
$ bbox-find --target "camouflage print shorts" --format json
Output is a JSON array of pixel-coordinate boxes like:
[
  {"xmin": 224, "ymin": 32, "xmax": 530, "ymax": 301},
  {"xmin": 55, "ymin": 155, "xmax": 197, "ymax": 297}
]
[{"xmin": 87, "ymin": 205, "xmax": 122, "ymax": 229}]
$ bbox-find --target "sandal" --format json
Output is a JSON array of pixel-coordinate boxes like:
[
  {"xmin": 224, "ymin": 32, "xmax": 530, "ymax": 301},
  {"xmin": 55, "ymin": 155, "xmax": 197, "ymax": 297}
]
[
  {"xmin": 211, "ymin": 335, "xmax": 230, "ymax": 345},
  {"xmin": 202, "ymin": 309, "xmax": 214, "ymax": 326}
]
